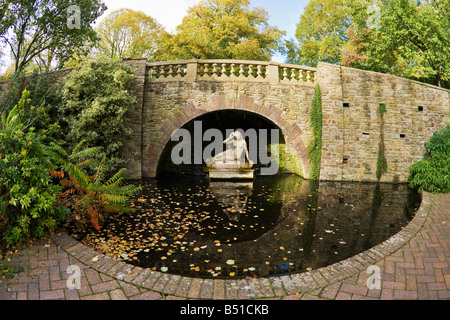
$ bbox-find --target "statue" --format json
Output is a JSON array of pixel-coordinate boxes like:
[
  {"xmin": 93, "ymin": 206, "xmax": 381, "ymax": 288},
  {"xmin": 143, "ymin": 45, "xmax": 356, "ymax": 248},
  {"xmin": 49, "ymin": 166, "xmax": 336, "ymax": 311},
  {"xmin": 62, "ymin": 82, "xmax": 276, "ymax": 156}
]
[{"xmin": 205, "ymin": 131, "xmax": 255, "ymax": 180}]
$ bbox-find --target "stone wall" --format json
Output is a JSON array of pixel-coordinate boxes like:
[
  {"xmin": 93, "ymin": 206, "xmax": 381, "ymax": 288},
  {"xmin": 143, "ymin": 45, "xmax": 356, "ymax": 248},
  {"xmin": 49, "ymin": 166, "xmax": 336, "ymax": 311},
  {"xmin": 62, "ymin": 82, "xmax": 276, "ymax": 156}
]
[
  {"xmin": 123, "ymin": 59, "xmax": 317, "ymax": 180},
  {"xmin": 4, "ymin": 59, "xmax": 446, "ymax": 184},
  {"xmin": 317, "ymin": 62, "xmax": 449, "ymax": 183}
]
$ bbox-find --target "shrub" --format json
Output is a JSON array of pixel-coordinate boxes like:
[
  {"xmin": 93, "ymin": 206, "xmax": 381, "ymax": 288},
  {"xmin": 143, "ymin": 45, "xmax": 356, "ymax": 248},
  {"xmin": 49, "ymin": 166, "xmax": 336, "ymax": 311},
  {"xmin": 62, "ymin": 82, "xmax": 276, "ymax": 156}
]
[
  {"xmin": 409, "ymin": 125, "xmax": 450, "ymax": 193},
  {"xmin": 0, "ymin": 90, "xmax": 69, "ymax": 245},
  {"xmin": 52, "ymin": 141, "xmax": 142, "ymax": 231},
  {"xmin": 61, "ymin": 60, "xmax": 136, "ymax": 178}
]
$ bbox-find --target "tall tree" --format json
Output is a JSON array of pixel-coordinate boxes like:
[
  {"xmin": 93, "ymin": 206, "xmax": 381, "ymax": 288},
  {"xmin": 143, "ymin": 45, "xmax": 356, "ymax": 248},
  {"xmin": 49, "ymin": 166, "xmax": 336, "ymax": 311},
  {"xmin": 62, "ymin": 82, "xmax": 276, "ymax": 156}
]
[
  {"xmin": 94, "ymin": 8, "xmax": 165, "ymax": 62},
  {"xmin": 344, "ymin": 0, "xmax": 450, "ymax": 87},
  {"xmin": 160, "ymin": 0, "xmax": 286, "ymax": 61},
  {"xmin": 286, "ymin": 0, "xmax": 351, "ymax": 66},
  {"xmin": 0, "ymin": 0, "xmax": 106, "ymax": 74}
]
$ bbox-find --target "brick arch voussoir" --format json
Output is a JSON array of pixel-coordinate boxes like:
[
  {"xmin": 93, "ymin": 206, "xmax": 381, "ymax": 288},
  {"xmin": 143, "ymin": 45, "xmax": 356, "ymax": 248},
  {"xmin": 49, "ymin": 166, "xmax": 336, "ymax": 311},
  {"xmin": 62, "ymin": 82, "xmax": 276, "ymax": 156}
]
[{"xmin": 146, "ymin": 99, "xmax": 310, "ymax": 179}]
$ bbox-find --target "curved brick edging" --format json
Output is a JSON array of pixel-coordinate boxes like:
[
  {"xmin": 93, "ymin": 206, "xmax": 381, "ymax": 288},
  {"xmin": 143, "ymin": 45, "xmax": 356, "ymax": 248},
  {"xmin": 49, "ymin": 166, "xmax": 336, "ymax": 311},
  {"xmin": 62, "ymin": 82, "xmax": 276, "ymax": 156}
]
[{"xmin": 50, "ymin": 192, "xmax": 432, "ymax": 300}]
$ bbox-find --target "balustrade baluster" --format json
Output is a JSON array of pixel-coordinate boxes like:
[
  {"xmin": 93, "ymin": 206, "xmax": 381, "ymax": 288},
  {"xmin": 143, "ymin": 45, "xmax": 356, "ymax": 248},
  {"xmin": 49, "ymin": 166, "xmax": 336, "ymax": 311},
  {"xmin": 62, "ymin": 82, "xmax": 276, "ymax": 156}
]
[
  {"xmin": 257, "ymin": 65, "xmax": 263, "ymax": 79},
  {"xmin": 203, "ymin": 64, "xmax": 210, "ymax": 77},
  {"xmin": 282, "ymin": 68, "xmax": 288, "ymax": 81},
  {"xmin": 230, "ymin": 64, "xmax": 236, "ymax": 78},
  {"xmin": 248, "ymin": 65, "xmax": 254, "ymax": 78},
  {"xmin": 221, "ymin": 64, "xmax": 227, "ymax": 77},
  {"xmin": 239, "ymin": 64, "xmax": 245, "ymax": 78},
  {"xmin": 167, "ymin": 65, "xmax": 174, "ymax": 78},
  {"xmin": 159, "ymin": 66, "xmax": 166, "ymax": 78},
  {"xmin": 151, "ymin": 66, "xmax": 158, "ymax": 79}
]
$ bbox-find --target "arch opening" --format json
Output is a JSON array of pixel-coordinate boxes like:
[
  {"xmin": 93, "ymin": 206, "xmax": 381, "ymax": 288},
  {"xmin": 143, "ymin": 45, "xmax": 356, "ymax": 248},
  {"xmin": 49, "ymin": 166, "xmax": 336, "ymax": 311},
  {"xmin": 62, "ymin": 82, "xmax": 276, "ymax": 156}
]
[{"xmin": 156, "ymin": 110, "xmax": 304, "ymax": 177}]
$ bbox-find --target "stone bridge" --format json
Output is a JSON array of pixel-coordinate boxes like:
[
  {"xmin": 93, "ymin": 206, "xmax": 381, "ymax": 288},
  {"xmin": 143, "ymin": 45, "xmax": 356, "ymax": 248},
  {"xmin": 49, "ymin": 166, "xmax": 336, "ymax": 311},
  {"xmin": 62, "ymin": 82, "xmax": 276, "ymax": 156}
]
[{"xmin": 122, "ymin": 58, "xmax": 449, "ymax": 183}]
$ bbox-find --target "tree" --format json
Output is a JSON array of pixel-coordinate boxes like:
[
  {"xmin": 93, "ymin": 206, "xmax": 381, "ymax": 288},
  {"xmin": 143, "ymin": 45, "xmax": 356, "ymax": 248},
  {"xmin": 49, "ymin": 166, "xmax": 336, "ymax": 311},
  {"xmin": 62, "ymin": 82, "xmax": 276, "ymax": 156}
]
[
  {"xmin": 344, "ymin": 0, "xmax": 450, "ymax": 87},
  {"xmin": 94, "ymin": 8, "xmax": 165, "ymax": 62},
  {"xmin": 286, "ymin": 0, "xmax": 351, "ymax": 66},
  {"xmin": 160, "ymin": 0, "xmax": 286, "ymax": 61},
  {"xmin": 61, "ymin": 60, "xmax": 136, "ymax": 177},
  {"xmin": 0, "ymin": 0, "xmax": 106, "ymax": 74}
]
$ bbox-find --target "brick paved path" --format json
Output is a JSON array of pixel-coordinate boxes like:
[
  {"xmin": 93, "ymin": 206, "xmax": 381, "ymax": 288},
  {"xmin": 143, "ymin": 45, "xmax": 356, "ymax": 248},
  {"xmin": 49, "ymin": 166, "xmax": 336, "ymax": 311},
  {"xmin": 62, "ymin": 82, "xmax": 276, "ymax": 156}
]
[{"xmin": 0, "ymin": 192, "xmax": 448, "ymax": 300}]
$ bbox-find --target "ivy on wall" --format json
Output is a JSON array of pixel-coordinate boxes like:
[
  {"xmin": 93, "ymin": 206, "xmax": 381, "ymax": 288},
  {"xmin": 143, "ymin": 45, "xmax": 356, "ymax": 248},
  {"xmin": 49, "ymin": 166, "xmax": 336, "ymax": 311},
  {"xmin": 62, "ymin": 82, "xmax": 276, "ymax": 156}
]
[
  {"xmin": 376, "ymin": 103, "xmax": 388, "ymax": 180},
  {"xmin": 308, "ymin": 84, "xmax": 323, "ymax": 180}
]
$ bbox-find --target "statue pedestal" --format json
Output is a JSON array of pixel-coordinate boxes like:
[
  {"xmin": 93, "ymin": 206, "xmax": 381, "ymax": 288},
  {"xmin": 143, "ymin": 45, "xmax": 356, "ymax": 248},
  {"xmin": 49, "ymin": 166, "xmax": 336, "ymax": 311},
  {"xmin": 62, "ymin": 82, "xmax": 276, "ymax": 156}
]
[{"xmin": 204, "ymin": 162, "xmax": 255, "ymax": 180}]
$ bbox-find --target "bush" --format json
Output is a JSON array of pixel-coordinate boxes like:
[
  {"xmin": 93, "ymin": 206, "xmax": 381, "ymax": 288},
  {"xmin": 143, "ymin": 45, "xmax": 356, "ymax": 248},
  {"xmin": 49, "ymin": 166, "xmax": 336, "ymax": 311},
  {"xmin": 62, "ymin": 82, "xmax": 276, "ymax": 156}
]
[
  {"xmin": 52, "ymin": 141, "xmax": 142, "ymax": 231},
  {"xmin": 61, "ymin": 60, "xmax": 136, "ymax": 178},
  {"xmin": 409, "ymin": 125, "xmax": 450, "ymax": 193},
  {"xmin": 0, "ymin": 90, "xmax": 69, "ymax": 245}
]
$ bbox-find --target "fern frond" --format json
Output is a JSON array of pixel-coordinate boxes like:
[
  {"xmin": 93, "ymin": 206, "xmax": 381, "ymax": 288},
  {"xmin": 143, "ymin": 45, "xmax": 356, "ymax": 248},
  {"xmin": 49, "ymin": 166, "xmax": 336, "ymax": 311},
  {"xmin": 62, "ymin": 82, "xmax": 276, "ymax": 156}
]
[
  {"xmin": 92, "ymin": 158, "xmax": 106, "ymax": 185},
  {"xmin": 64, "ymin": 162, "xmax": 90, "ymax": 190},
  {"xmin": 105, "ymin": 168, "xmax": 126, "ymax": 186},
  {"xmin": 70, "ymin": 146, "xmax": 102, "ymax": 163}
]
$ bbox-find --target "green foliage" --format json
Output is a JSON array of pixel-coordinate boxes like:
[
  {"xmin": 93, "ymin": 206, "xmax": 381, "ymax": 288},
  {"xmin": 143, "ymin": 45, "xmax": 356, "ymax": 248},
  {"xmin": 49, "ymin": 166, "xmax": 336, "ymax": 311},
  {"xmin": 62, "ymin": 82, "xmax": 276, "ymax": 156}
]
[
  {"xmin": 61, "ymin": 60, "xmax": 136, "ymax": 177},
  {"xmin": 0, "ymin": 263, "xmax": 21, "ymax": 279},
  {"xmin": 379, "ymin": 103, "xmax": 386, "ymax": 117},
  {"xmin": 409, "ymin": 125, "xmax": 450, "ymax": 193},
  {"xmin": 95, "ymin": 8, "xmax": 165, "ymax": 62},
  {"xmin": 376, "ymin": 103, "xmax": 387, "ymax": 180},
  {"xmin": 308, "ymin": 84, "xmax": 323, "ymax": 181},
  {"xmin": 56, "ymin": 141, "xmax": 142, "ymax": 231},
  {"xmin": 288, "ymin": 0, "xmax": 450, "ymax": 88},
  {"xmin": 344, "ymin": 0, "xmax": 450, "ymax": 88},
  {"xmin": 267, "ymin": 144, "xmax": 303, "ymax": 176},
  {"xmin": 287, "ymin": 0, "xmax": 350, "ymax": 66},
  {"xmin": 0, "ymin": 90, "xmax": 68, "ymax": 245},
  {"xmin": 0, "ymin": 0, "xmax": 106, "ymax": 74},
  {"xmin": 376, "ymin": 146, "xmax": 388, "ymax": 180},
  {"xmin": 0, "ymin": 71, "xmax": 65, "ymax": 143},
  {"xmin": 160, "ymin": 0, "xmax": 286, "ymax": 61}
]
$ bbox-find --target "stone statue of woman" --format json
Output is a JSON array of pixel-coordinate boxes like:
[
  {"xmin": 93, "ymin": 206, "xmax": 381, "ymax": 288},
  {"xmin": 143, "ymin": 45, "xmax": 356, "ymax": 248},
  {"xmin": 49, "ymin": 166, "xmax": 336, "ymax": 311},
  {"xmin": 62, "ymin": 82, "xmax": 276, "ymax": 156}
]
[{"xmin": 206, "ymin": 131, "xmax": 252, "ymax": 166}]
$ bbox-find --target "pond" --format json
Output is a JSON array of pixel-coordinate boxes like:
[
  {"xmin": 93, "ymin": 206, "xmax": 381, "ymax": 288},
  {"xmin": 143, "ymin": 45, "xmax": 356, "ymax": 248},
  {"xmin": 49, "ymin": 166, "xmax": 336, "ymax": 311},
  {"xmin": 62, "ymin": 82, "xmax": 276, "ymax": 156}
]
[{"xmin": 66, "ymin": 174, "xmax": 421, "ymax": 279}]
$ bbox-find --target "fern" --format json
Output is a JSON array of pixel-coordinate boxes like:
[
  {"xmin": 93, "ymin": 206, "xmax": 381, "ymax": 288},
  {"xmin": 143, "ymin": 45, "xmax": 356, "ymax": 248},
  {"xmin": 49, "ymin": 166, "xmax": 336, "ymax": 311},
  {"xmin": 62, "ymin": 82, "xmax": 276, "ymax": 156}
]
[{"xmin": 57, "ymin": 143, "xmax": 142, "ymax": 231}]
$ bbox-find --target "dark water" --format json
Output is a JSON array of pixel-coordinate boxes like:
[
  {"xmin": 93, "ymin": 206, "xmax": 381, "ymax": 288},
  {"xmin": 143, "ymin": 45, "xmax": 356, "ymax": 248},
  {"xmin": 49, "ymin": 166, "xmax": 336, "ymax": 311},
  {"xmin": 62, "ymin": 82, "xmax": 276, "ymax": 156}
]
[{"xmin": 67, "ymin": 174, "xmax": 421, "ymax": 279}]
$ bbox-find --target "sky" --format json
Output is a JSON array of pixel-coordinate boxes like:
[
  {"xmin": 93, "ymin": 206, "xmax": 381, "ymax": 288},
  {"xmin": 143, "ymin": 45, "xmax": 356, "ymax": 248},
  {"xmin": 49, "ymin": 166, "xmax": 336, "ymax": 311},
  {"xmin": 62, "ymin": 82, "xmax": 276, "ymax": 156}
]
[
  {"xmin": 99, "ymin": 0, "xmax": 310, "ymax": 62},
  {"xmin": 0, "ymin": 0, "xmax": 310, "ymax": 72}
]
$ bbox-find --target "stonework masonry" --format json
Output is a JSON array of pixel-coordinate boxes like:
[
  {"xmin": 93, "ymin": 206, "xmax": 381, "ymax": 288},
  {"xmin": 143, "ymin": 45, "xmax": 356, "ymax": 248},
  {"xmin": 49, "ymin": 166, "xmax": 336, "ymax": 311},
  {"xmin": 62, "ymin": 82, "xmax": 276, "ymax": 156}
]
[
  {"xmin": 2, "ymin": 59, "xmax": 447, "ymax": 183},
  {"xmin": 317, "ymin": 62, "xmax": 449, "ymax": 183},
  {"xmin": 122, "ymin": 59, "xmax": 449, "ymax": 183}
]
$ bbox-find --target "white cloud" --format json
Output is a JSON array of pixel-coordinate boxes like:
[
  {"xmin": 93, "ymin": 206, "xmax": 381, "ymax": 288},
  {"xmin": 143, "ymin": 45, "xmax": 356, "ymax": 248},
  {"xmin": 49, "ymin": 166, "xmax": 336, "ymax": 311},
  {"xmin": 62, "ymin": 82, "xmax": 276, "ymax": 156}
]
[{"xmin": 100, "ymin": 0, "xmax": 201, "ymax": 33}]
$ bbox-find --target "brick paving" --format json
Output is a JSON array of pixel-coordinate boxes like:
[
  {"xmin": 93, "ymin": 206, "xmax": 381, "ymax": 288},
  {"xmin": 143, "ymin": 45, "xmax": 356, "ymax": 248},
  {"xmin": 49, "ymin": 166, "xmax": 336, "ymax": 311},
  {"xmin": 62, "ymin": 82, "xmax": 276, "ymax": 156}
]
[{"xmin": 0, "ymin": 191, "xmax": 448, "ymax": 300}]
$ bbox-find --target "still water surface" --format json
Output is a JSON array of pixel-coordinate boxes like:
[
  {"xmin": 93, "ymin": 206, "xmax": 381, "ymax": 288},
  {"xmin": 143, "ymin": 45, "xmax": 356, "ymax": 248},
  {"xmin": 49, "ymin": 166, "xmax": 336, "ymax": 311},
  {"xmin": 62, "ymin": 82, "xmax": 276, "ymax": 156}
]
[{"xmin": 68, "ymin": 174, "xmax": 421, "ymax": 279}]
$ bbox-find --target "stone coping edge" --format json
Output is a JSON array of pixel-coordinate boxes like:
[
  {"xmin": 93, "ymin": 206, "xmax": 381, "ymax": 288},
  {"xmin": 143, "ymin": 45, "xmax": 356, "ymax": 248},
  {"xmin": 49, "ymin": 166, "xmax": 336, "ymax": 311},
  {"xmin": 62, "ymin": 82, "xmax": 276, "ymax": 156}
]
[{"xmin": 51, "ymin": 192, "xmax": 433, "ymax": 300}]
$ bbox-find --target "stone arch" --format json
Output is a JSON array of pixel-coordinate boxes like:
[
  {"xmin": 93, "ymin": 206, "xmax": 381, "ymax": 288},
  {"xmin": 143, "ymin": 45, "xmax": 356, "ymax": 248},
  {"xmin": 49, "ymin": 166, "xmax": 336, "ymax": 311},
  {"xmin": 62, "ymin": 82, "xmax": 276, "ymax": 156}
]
[{"xmin": 144, "ymin": 95, "xmax": 311, "ymax": 179}]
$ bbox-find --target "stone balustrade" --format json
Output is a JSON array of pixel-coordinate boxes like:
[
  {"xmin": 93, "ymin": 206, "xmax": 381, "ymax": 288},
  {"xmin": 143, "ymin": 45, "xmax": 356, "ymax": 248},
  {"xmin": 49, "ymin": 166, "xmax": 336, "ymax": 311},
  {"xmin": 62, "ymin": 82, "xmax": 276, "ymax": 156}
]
[{"xmin": 147, "ymin": 60, "xmax": 317, "ymax": 85}]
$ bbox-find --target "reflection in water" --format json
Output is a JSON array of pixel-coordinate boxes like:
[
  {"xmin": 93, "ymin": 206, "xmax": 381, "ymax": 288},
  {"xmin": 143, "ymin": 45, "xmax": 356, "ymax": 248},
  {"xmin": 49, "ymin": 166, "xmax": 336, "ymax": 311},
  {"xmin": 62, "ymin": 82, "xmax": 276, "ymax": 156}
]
[
  {"xmin": 67, "ymin": 175, "xmax": 421, "ymax": 279},
  {"xmin": 208, "ymin": 181, "xmax": 253, "ymax": 221}
]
